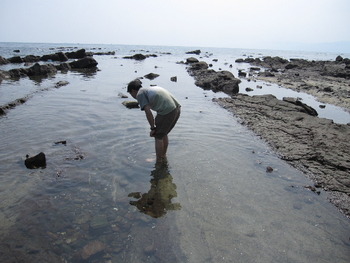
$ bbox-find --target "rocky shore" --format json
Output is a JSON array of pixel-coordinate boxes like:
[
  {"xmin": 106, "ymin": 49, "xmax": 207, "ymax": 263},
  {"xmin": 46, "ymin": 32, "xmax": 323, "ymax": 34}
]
[{"xmin": 187, "ymin": 56, "xmax": 350, "ymax": 218}]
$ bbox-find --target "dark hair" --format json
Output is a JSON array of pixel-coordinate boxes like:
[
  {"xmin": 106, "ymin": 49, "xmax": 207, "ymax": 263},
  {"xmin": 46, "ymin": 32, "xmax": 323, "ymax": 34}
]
[{"xmin": 127, "ymin": 79, "xmax": 142, "ymax": 93}]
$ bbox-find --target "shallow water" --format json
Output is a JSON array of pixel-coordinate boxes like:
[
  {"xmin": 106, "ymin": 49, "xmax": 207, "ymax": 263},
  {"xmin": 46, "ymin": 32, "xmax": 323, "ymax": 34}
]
[{"xmin": 0, "ymin": 43, "xmax": 349, "ymax": 262}]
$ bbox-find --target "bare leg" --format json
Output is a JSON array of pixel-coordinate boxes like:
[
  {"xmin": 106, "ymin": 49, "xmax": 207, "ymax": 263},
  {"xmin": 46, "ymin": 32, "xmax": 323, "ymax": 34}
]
[
  {"xmin": 155, "ymin": 138, "xmax": 165, "ymax": 163},
  {"xmin": 163, "ymin": 135, "xmax": 169, "ymax": 156}
]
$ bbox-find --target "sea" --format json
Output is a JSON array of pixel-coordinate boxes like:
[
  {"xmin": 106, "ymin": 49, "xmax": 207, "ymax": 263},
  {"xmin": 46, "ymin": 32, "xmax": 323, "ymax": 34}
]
[{"xmin": 0, "ymin": 42, "xmax": 349, "ymax": 262}]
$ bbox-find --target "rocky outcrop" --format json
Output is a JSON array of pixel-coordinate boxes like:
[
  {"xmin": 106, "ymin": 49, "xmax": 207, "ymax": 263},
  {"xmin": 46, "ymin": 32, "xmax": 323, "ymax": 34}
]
[
  {"xmin": 187, "ymin": 60, "xmax": 241, "ymax": 94},
  {"xmin": 214, "ymin": 94, "xmax": 350, "ymax": 216}
]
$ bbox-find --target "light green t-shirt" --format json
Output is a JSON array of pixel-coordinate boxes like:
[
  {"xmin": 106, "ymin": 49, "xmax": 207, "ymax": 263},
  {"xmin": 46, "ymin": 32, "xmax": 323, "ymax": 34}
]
[{"xmin": 136, "ymin": 86, "xmax": 180, "ymax": 115}]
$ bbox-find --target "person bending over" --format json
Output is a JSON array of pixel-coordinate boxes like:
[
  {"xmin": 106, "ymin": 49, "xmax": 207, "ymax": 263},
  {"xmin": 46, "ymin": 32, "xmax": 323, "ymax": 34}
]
[{"xmin": 127, "ymin": 79, "xmax": 181, "ymax": 163}]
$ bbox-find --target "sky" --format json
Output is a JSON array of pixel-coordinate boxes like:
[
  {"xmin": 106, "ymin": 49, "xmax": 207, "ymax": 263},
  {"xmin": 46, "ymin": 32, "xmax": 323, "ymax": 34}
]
[{"xmin": 1, "ymin": 0, "xmax": 350, "ymax": 53}]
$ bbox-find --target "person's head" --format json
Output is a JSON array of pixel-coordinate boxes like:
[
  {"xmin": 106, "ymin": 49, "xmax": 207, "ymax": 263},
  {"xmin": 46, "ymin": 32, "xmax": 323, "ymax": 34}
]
[{"xmin": 127, "ymin": 79, "xmax": 142, "ymax": 99}]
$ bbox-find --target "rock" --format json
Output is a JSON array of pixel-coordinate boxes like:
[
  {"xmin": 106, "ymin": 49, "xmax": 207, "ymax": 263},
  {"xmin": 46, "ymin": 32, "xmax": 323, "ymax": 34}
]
[
  {"xmin": 26, "ymin": 63, "xmax": 57, "ymax": 76},
  {"xmin": 80, "ymin": 240, "xmax": 106, "ymax": 260},
  {"xmin": 55, "ymin": 81, "xmax": 69, "ymax": 88},
  {"xmin": 23, "ymin": 55, "xmax": 40, "ymax": 63},
  {"xmin": 336, "ymin": 55, "xmax": 343, "ymax": 62},
  {"xmin": 245, "ymin": 87, "xmax": 254, "ymax": 92},
  {"xmin": 122, "ymin": 101, "xmax": 139, "ymax": 109},
  {"xmin": 170, "ymin": 76, "xmax": 177, "ymax": 82},
  {"xmin": 69, "ymin": 57, "xmax": 98, "ymax": 69},
  {"xmin": 9, "ymin": 68, "xmax": 28, "ymax": 78},
  {"xmin": 266, "ymin": 166, "xmax": 273, "ymax": 173},
  {"xmin": 123, "ymin": 53, "xmax": 147, "ymax": 60},
  {"xmin": 187, "ymin": 62, "xmax": 240, "ymax": 94},
  {"xmin": 0, "ymin": 56, "xmax": 9, "ymax": 65},
  {"xmin": 65, "ymin": 49, "xmax": 87, "ymax": 59},
  {"xmin": 25, "ymin": 152, "xmax": 46, "ymax": 169},
  {"xmin": 282, "ymin": 97, "xmax": 318, "ymax": 116},
  {"xmin": 41, "ymin": 52, "xmax": 68, "ymax": 62},
  {"xmin": 186, "ymin": 57, "xmax": 199, "ymax": 64},
  {"xmin": 8, "ymin": 56, "xmax": 23, "ymax": 63},
  {"xmin": 238, "ymin": 70, "xmax": 247, "ymax": 77},
  {"xmin": 144, "ymin": 73, "xmax": 159, "ymax": 80},
  {"xmin": 186, "ymin": 49, "xmax": 201, "ymax": 55}
]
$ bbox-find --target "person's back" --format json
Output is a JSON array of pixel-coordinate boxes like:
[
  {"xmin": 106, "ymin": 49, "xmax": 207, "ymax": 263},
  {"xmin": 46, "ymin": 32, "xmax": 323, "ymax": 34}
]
[{"xmin": 136, "ymin": 86, "xmax": 180, "ymax": 115}]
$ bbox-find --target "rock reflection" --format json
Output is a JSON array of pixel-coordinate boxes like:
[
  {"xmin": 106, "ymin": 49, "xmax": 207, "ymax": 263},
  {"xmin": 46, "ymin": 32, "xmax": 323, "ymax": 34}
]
[{"xmin": 129, "ymin": 162, "xmax": 181, "ymax": 218}]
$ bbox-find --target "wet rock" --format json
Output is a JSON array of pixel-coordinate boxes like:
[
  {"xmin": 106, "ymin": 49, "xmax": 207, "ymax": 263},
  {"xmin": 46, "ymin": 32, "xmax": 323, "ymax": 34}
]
[
  {"xmin": 0, "ymin": 56, "xmax": 9, "ymax": 65},
  {"xmin": 238, "ymin": 70, "xmax": 247, "ymax": 77},
  {"xmin": 123, "ymin": 53, "xmax": 147, "ymax": 60},
  {"xmin": 25, "ymin": 152, "xmax": 46, "ymax": 169},
  {"xmin": 122, "ymin": 101, "xmax": 139, "ymax": 109},
  {"xmin": 266, "ymin": 166, "xmax": 274, "ymax": 173},
  {"xmin": 214, "ymin": 94, "xmax": 350, "ymax": 202},
  {"xmin": 187, "ymin": 61, "xmax": 241, "ymax": 94},
  {"xmin": 80, "ymin": 240, "xmax": 106, "ymax": 260},
  {"xmin": 186, "ymin": 49, "xmax": 201, "ymax": 55},
  {"xmin": 144, "ymin": 73, "xmax": 159, "ymax": 80},
  {"xmin": 55, "ymin": 81, "xmax": 69, "ymax": 88},
  {"xmin": 8, "ymin": 56, "xmax": 23, "ymax": 63},
  {"xmin": 170, "ymin": 76, "xmax": 177, "ymax": 82},
  {"xmin": 186, "ymin": 57, "xmax": 199, "ymax": 64},
  {"xmin": 65, "ymin": 48, "xmax": 87, "ymax": 59},
  {"xmin": 41, "ymin": 52, "xmax": 68, "ymax": 62},
  {"xmin": 245, "ymin": 87, "xmax": 254, "ymax": 92},
  {"xmin": 69, "ymin": 57, "xmax": 98, "ymax": 69},
  {"xmin": 27, "ymin": 63, "xmax": 57, "ymax": 76},
  {"xmin": 282, "ymin": 97, "xmax": 318, "ymax": 116},
  {"xmin": 23, "ymin": 55, "xmax": 40, "ymax": 63}
]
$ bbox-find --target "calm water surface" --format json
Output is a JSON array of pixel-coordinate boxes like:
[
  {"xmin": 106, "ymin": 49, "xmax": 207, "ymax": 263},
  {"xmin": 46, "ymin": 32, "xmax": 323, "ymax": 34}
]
[{"xmin": 0, "ymin": 43, "xmax": 349, "ymax": 262}]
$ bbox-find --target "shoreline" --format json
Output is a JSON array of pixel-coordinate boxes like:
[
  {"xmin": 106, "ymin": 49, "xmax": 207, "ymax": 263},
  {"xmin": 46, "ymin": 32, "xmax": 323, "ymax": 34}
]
[{"xmin": 187, "ymin": 55, "xmax": 350, "ymax": 218}]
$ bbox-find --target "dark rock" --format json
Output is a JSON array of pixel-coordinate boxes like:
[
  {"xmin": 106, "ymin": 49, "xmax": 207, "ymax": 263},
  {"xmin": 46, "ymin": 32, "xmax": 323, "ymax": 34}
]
[
  {"xmin": 266, "ymin": 166, "xmax": 273, "ymax": 173},
  {"xmin": 282, "ymin": 97, "xmax": 318, "ymax": 116},
  {"xmin": 186, "ymin": 49, "xmax": 201, "ymax": 55},
  {"xmin": 238, "ymin": 70, "xmax": 247, "ymax": 77},
  {"xmin": 69, "ymin": 57, "xmax": 98, "ymax": 69},
  {"xmin": 144, "ymin": 73, "xmax": 159, "ymax": 80},
  {"xmin": 27, "ymin": 63, "xmax": 57, "ymax": 76},
  {"xmin": 0, "ymin": 56, "xmax": 9, "ymax": 65},
  {"xmin": 186, "ymin": 57, "xmax": 199, "ymax": 64},
  {"xmin": 13, "ymin": 49, "xmax": 20, "ymax": 53},
  {"xmin": 25, "ymin": 152, "xmax": 46, "ymax": 169},
  {"xmin": 245, "ymin": 87, "xmax": 254, "ymax": 92},
  {"xmin": 9, "ymin": 68, "xmax": 28, "ymax": 78},
  {"xmin": 336, "ymin": 55, "xmax": 343, "ymax": 62},
  {"xmin": 188, "ymin": 62, "xmax": 240, "ymax": 94},
  {"xmin": 65, "ymin": 49, "xmax": 87, "ymax": 59},
  {"xmin": 23, "ymin": 55, "xmax": 40, "ymax": 63},
  {"xmin": 170, "ymin": 76, "xmax": 177, "ymax": 82},
  {"xmin": 285, "ymin": 64, "xmax": 299, "ymax": 70},
  {"xmin": 123, "ymin": 53, "xmax": 147, "ymax": 60},
  {"xmin": 8, "ymin": 56, "xmax": 23, "ymax": 63},
  {"xmin": 56, "ymin": 62, "xmax": 71, "ymax": 71},
  {"xmin": 41, "ymin": 52, "xmax": 68, "ymax": 62}
]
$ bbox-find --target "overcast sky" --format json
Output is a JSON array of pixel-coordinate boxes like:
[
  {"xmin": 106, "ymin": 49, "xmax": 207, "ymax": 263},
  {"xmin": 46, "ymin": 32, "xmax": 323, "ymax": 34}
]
[{"xmin": 1, "ymin": 0, "xmax": 349, "ymax": 53}]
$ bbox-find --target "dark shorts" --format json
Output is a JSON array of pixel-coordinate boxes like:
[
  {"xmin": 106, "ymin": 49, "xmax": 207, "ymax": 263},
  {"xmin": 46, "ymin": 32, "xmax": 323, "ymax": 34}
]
[{"xmin": 154, "ymin": 106, "xmax": 181, "ymax": 139}]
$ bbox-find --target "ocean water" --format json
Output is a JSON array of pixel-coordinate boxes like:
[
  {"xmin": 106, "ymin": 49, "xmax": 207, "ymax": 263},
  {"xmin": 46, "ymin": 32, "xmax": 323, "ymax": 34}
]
[{"xmin": 0, "ymin": 42, "xmax": 349, "ymax": 262}]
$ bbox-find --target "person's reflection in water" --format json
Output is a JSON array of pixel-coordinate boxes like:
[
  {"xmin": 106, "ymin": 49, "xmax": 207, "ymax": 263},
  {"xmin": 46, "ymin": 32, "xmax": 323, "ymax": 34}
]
[{"xmin": 128, "ymin": 161, "xmax": 181, "ymax": 218}]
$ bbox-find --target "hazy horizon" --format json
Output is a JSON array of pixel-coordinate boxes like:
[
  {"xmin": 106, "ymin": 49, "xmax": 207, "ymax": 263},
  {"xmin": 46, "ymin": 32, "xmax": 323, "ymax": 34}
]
[{"xmin": 1, "ymin": 0, "xmax": 349, "ymax": 54}]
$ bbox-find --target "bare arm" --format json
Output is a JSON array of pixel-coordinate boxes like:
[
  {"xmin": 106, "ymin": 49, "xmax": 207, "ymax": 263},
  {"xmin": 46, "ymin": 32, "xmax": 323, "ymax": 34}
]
[{"xmin": 144, "ymin": 105, "xmax": 155, "ymax": 129}]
